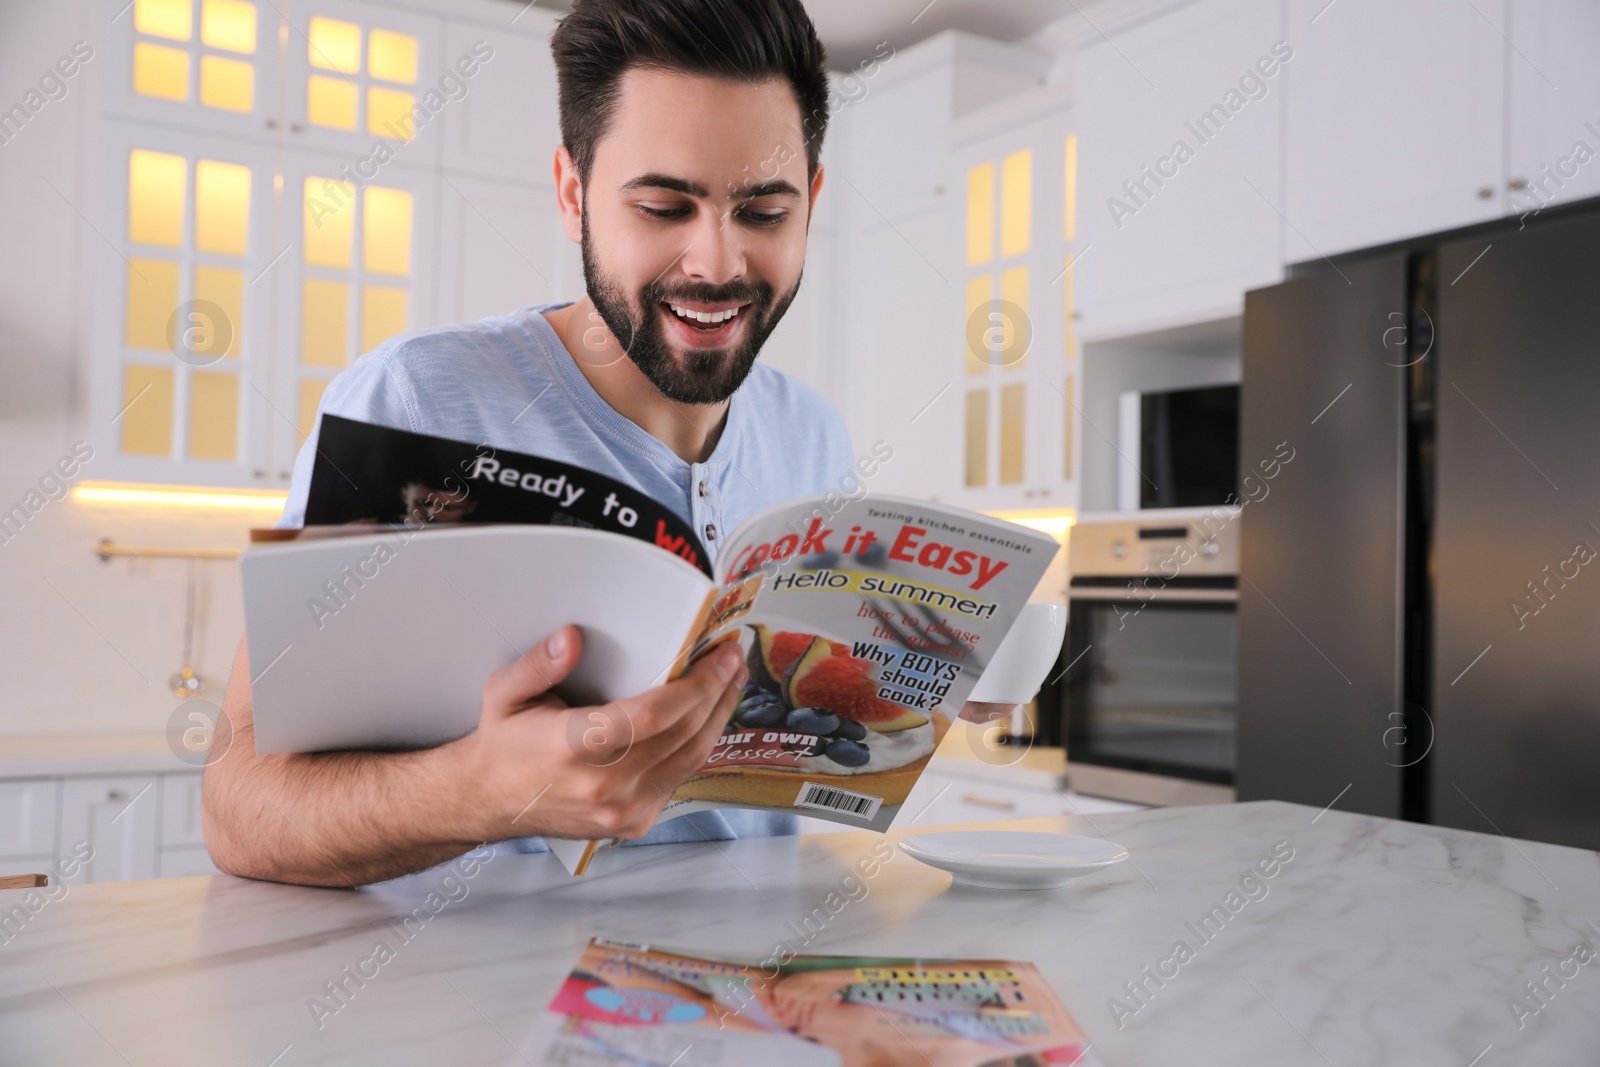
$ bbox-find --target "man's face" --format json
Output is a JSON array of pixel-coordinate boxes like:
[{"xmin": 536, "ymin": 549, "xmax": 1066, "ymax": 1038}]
[{"xmin": 577, "ymin": 67, "xmax": 818, "ymax": 405}]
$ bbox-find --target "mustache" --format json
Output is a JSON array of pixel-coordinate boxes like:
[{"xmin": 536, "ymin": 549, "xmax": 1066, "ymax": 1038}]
[{"xmin": 645, "ymin": 279, "xmax": 772, "ymax": 309}]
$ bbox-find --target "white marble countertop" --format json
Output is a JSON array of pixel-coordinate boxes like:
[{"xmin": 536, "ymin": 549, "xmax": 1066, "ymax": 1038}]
[
  {"xmin": 2, "ymin": 801, "xmax": 1597, "ymax": 1065},
  {"xmin": 0, "ymin": 731, "xmax": 194, "ymax": 778}
]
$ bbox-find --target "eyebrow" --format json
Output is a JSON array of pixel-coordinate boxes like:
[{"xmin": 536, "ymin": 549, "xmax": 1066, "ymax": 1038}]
[{"xmin": 620, "ymin": 173, "xmax": 803, "ymax": 200}]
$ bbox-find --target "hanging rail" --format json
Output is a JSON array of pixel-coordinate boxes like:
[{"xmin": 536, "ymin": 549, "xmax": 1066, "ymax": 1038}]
[{"xmin": 94, "ymin": 539, "xmax": 242, "ymax": 563}]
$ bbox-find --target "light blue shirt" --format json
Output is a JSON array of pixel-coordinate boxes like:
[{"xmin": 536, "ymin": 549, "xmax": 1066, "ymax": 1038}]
[{"xmin": 277, "ymin": 302, "xmax": 855, "ymax": 853}]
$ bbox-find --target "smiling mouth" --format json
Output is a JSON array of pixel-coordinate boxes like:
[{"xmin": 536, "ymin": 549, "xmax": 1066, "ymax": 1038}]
[{"xmin": 660, "ymin": 300, "xmax": 749, "ymax": 335}]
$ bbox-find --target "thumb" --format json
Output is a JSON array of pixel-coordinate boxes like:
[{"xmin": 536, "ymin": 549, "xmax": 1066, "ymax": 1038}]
[{"xmin": 481, "ymin": 625, "xmax": 582, "ymax": 718}]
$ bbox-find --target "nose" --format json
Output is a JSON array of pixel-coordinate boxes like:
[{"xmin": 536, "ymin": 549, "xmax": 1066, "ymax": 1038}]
[{"xmin": 673, "ymin": 202, "xmax": 746, "ymax": 287}]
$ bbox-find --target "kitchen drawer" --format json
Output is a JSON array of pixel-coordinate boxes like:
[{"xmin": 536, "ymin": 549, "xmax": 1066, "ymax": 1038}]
[
  {"xmin": 58, "ymin": 776, "xmax": 160, "ymax": 884},
  {"xmin": 0, "ymin": 779, "xmax": 59, "ymax": 861},
  {"xmin": 158, "ymin": 846, "xmax": 221, "ymax": 879},
  {"xmin": 160, "ymin": 773, "xmax": 206, "ymax": 848},
  {"xmin": 901, "ymin": 771, "xmax": 1064, "ymax": 829}
]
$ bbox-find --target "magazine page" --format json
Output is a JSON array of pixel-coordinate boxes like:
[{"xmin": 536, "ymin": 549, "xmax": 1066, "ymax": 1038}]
[
  {"xmin": 663, "ymin": 495, "xmax": 1058, "ymax": 832},
  {"xmin": 302, "ymin": 415, "xmax": 711, "ymax": 576},
  {"xmin": 516, "ymin": 938, "xmax": 1105, "ymax": 1067}
]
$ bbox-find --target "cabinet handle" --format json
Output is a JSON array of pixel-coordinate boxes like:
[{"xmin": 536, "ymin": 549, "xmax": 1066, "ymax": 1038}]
[
  {"xmin": 960, "ymin": 792, "xmax": 1016, "ymax": 810},
  {"xmin": 1476, "ymin": 186, "xmax": 1494, "ymax": 199},
  {"xmin": 1508, "ymin": 177, "xmax": 1529, "ymax": 191},
  {"xmin": 107, "ymin": 790, "xmax": 127, "ymax": 802}
]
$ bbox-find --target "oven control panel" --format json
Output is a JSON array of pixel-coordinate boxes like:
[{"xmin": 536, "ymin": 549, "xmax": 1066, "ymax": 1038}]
[{"xmin": 1069, "ymin": 508, "xmax": 1240, "ymax": 579}]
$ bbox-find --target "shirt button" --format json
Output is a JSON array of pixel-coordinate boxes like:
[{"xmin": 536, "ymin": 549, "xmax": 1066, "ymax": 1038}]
[
  {"xmin": 704, "ymin": 523, "xmax": 717, "ymax": 541},
  {"xmin": 697, "ymin": 481, "xmax": 708, "ymax": 498}
]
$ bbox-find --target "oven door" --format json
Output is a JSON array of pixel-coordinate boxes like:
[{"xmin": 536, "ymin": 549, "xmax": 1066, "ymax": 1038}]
[{"xmin": 1061, "ymin": 583, "xmax": 1238, "ymax": 798}]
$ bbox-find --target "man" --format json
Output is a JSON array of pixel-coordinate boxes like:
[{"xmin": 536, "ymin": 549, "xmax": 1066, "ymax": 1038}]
[{"xmin": 203, "ymin": 0, "xmax": 850, "ymax": 886}]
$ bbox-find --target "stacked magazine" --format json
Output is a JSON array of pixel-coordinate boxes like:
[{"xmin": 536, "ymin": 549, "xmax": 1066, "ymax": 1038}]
[
  {"xmin": 241, "ymin": 417, "xmax": 1059, "ymax": 874},
  {"xmin": 517, "ymin": 939, "xmax": 1105, "ymax": 1066}
]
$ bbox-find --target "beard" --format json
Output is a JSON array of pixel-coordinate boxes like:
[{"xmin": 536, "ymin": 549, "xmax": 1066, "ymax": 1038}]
[{"xmin": 580, "ymin": 210, "xmax": 802, "ymax": 405}]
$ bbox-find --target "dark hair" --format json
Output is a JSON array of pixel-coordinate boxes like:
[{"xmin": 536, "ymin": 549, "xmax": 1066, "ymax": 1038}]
[{"xmin": 550, "ymin": 0, "xmax": 830, "ymax": 183}]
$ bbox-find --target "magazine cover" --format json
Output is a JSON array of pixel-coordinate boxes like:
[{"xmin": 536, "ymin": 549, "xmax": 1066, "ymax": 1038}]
[
  {"xmin": 663, "ymin": 494, "xmax": 1057, "ymax": 833},
  {"xmin": 517, "ymin": 939, "xmax": 1105, "ymax": 1066}
]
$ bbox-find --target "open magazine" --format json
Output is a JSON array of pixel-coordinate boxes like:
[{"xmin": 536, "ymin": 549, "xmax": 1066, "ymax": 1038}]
[
  {"xmin": 517, "ymin": 939, "xmax": 1105, "ymax": 1066},
  {"xmin": 241, "ymin": 417, "xmax": 1058, "ymax": 874}
]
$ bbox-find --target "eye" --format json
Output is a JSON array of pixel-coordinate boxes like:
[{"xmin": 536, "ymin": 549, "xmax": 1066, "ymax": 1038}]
[
  {"xmin": 638, "ymin": 204, "xmax": 692, "ymax": 220},
  {"xmin": 738, "ymin": 206, "xmax": 787, "ymax": 226}
]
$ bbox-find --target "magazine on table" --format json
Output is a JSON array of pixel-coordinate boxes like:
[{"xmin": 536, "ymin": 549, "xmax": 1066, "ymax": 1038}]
[
  {"xmin": 241, "ymin": 417, "xmax": 1059, "ymax": 875},
  {"xmin": 516, "ymin": 938, "xmax": 1106, "ymax": 1066}
]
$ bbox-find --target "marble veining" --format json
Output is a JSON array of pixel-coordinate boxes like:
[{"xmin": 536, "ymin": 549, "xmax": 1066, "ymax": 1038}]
[{"xmin": 1, "ymin": 801, "xmax": 1597, "ymax": 1065}]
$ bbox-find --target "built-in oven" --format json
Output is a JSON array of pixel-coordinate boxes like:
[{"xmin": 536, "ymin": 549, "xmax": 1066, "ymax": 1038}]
[{"xmin": 1049, "ymin": 509, "xmax": 1240, "ymax": 806}]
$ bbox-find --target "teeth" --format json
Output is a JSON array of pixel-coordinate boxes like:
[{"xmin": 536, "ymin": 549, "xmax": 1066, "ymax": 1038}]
[{"xmin": 669, "ymin": 303, "xmax": 742, "ymax": 324}]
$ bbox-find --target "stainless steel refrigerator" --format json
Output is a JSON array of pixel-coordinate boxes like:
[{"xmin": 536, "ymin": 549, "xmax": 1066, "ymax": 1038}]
[{"xmin": 1237, "ymin": 205, "xmax": 1600, "ymax": 850}]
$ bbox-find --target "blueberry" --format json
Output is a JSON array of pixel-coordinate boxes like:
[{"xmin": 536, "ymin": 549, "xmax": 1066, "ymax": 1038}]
[
  {"xmin": 824, "ymin": 738, "xmax": 871, "ymax": 767},
  {"xmin": 736, "ymin": 700, "xmax": 785, "ymax": 728},
  {"xmin": 831, "ymin": 717, "xmax": 867, "ymax": 741},
  {"xmin": 786, "ymin": 706, "xmax": 840, "ymax": 735}
]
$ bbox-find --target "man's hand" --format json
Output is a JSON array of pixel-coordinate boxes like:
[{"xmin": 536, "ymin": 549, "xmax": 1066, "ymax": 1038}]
[
  {"xmin": 458, "ymin": 626, "xmax": 747, "ymax": 843},
  {"xmin": 958, "ymin": 700, "xmax": 1019, "ymax": 724}
]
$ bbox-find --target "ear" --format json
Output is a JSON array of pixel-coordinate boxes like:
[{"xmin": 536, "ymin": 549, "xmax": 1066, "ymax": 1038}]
[
  {"xmin": 553, "ymin": 144, "xmax": 584, "ymax": 244},
  {"xmin": 805, "ymin": 163, "xmax": 825, "ymax": 230}
]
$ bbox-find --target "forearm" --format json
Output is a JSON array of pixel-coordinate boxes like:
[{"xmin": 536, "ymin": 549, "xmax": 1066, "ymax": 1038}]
[{"xmin": 203, "ymin": 723, "xmax": 490, "ymax": 887}]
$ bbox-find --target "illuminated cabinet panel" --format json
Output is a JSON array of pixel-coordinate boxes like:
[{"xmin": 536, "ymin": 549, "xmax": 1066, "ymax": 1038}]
[
  {"xmin": 363, "ymin": 186, "xmax": 412, "ymax": 275},
  {"xmin": 298, "ymin": 379, "xmax": 329, "ymax": 444},
  {"xmin": 999, "ymin": 384, "xmax": 1026, "ymax": 484},
  {"xmin": 300, "ymin": 279, "xmax": 350, "ymax": 366},
  {"xmin": 201, "ymin": 0, "xmax": 257, "ymax": 53},
  {"xmin": 194, "ymin": 159, "xmax": 250, "ymax": 254},
  {"xmin": 200, "ymin": 54, "xmax": 254, "ymax": 112},
  {"xmin": 134, "ymin": 43, "xmax": 190, "ymax": 101},
  {"xmin": 121, "ymin": 366, "xmax": 175, "ymax": 455},
  {"xmin": 1000, "ymin": 150, "xmax": 1032, "ymax": 259},
  {"xmin": 964, "ymin": 390, "xmax": 989, "ymax": 488},
  {"xmin": 188, "ymin": 370, "xmax": 240, "ymax": 460},
  {"xmin": 966, "ymin": 162, "xmax": 995, "ymax": 267},
  {"xmin": 125, "ymin": 259, "xmax": 180, "ymax": 350},
  {"xmin": 136, "ymin": 0, "xmax": 193, "ymax": 41},
  {"xmin": 361, "ymin": 286, "xmax": 408, "ymax": 352}
]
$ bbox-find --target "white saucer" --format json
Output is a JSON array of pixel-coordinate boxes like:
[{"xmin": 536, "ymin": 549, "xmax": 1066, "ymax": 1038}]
[{"xmin": 897, "ymin": 831, "xmax": 1129, "ymax": 890}]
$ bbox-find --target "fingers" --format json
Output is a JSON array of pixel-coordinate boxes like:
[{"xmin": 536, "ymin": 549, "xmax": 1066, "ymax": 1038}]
[
  {"xmin": 958, "ymin": 700, "xmax": 1016, "ymax": 724},
  {"xmin": 481, "ymin": 625, "xmax": 582, "ymax": 719},
  {"xmin": 619, "ymin": 643, "xmax": 745, "ymax": 742}
]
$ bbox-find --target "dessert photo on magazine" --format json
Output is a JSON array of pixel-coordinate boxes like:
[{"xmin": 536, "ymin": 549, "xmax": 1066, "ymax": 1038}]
[
  {"xmin": 244, "ymin": 417, "xmax": 1059, "ymax": 872},
  {"xmin": 516, "ymin": 938, "xmax": 1106, "ymax": 1066}
]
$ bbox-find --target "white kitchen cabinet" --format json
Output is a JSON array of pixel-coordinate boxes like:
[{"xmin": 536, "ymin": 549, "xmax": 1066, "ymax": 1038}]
[
  {"xmin": 435, "ymin": 173, "xmax": 575, "ymax": 325},
  {"xmin": 1506, "ymin": 0, "xmax": 1600, "ymax": 216},
  {"xmin": 159, "ymin": 772, "xmax": 207, "ymax": 848},
  {"xmin": 82, "ymin": 0, "xmax": 552, "ymax": 492},
  {"xmin": 88, "ymin": 119, "xmax": 280, "ymax": 488},
  {"xmin": 1076, "ymin": 0, "xmax": 1283, "ymax": 340},
  {"xmin": 100, "ymin": 0, "xmax": 283, "ymax": 143},
  {"xmin": 950, "ymin": 90, "xmax": 1080, "ymax": 513},
  {"xmin": 1283, "ymin": 0, "xmax": 1505, "ymax": 260},
  {"xmin": 57, "ymin": 776, "xmax": 161, "ymax": 884},
  {"xmin": 0, "ymin": 779, "xmax": 58, "ymax": 862},
  {"xmin": 438, "ymin": 19, "xmax": 561, "ymax": 185},
  {"xmin": 269, "ymin": 145, "xmax": 440, "ymax": 485},
  {"xmin": 902, "ymin": 768, "xmax": 1066, "ymax": 828},
  {"xmin": 159, "ymin": 846, "xmax": 222, "ymax": 878},
  {"xmin": 279, "ymin": 0, "xmax": 446, "ymax": 169},
  {"xmin": 835, "ymin": 209, "xmax": 960, "ymax": 503}
]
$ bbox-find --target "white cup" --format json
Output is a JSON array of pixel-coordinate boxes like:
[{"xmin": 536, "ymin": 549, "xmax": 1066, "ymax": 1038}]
[{"xmin": 966, "ymin": 602, "xmax": 1068, "ymax": 705}]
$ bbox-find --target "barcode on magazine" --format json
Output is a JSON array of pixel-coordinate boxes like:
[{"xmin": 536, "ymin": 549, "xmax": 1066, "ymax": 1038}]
[{"xmin": 795, "ymin": 782, "xmax": 883, "ymax": 821}]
